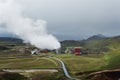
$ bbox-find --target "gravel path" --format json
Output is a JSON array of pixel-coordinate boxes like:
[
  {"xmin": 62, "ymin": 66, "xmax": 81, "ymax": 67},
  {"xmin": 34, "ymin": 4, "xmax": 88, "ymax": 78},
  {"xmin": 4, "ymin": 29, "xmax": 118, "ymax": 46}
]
[{"xmin": 2, "ymin": 69, "xmax": 58, "ymax": 73}]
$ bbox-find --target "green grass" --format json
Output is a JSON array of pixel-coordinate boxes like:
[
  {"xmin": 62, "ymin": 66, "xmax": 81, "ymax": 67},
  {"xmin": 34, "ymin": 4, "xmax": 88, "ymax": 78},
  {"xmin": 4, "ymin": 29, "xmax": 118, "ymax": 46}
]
[
  {"xmin": 0, "ymin": 43, "xmax": 120, "ymax": 79},
  {"xmin": 0, "ymin": 54, "xmax": 59, "ymax": 69},
  {"xmin": 50, "ymin": 50, "xmax": 120, "ymax": 78},
  {"xmin": 52, "ymin": 54, "xmax": 106, "ymax": 72},
  {"xmin": 103, "ymin": 50, "xmax": 120, "ymax": 69}
]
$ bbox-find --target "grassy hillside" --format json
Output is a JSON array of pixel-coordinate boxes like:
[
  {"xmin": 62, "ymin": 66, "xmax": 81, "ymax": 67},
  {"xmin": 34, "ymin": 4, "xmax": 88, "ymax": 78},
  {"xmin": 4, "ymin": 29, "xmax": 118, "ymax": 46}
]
[
  {"xmin": 51, "ymin": 52, "xmax": 120, "ymax": 79},
  {"xmin": 103, "ymin": 46, "xmax": 120, "ymax": 69},
  {"xmin": 84, "ymin": 36, "xmax": 120, "ymax": 49},
  {"xmin": 0, "ymin": 37, "xmax": 23, "ymax": 45},
  {"xmin": 61, "ymin": 36, "xmax": 120, "ymax": 53}
]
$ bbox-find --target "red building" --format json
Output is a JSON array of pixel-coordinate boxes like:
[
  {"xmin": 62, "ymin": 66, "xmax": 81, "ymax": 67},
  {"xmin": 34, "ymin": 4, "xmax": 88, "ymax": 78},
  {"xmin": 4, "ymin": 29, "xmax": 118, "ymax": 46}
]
[
  {"xmin": 74, "ymin": 47, "xmax": 81, "ymax": 55},
  {"xmin": 40, "ymin": 49, "xmax": 49, "ymax": 53}
]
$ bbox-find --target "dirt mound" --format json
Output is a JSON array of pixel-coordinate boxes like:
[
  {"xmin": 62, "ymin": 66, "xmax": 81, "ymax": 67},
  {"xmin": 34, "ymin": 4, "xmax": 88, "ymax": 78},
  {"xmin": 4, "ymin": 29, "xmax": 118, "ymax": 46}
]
[
  {"xmin": 87, "ymin": 69, "xmax": 120, "ymax": 80},
  {"xmin": 0, "ymin": 70, "xmax": 27, "ymax": 80}
]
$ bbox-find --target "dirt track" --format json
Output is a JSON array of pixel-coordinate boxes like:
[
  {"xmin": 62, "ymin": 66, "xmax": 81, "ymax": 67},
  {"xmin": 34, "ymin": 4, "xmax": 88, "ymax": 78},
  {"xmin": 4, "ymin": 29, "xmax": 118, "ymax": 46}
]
[{"xmin": 2, "ymin": 69, "xmax": 58, "ymax": 73}]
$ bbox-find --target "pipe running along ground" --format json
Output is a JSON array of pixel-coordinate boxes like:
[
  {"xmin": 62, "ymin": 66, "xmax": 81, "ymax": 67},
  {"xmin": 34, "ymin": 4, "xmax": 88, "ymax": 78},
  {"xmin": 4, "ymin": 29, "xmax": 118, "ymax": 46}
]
[{"xmin": 49, "ymin": 57, "xmax": 80, "ymax": 80}]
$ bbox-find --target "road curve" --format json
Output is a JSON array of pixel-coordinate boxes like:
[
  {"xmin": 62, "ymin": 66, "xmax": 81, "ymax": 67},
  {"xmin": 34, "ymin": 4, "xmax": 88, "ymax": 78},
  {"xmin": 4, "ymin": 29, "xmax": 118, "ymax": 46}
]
[{"xmin": 50, "ymin": 57, "xmax": 80, "ymax": 80}]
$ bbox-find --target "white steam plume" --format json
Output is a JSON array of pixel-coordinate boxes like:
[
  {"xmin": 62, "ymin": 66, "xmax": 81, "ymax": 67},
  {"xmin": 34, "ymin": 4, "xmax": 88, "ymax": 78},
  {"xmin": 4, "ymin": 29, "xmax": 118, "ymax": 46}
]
[{"xmin": 0, "ymin": 0, "xmax": 61, "ymax": 50}]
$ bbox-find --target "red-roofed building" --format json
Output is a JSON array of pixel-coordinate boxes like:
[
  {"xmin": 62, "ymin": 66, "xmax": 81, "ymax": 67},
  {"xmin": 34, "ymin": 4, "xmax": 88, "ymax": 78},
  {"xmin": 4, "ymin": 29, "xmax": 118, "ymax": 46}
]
[{"xmin": 73, "ymin": 47, "xmax": 81, "ymax": 55}]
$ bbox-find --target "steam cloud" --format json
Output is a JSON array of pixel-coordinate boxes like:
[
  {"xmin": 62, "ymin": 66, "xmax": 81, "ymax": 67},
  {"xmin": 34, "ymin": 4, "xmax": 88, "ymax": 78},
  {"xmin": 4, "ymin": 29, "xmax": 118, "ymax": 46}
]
[{"xmin": 0, "ymin": 0, "xmax": 61, "ymax": 50}]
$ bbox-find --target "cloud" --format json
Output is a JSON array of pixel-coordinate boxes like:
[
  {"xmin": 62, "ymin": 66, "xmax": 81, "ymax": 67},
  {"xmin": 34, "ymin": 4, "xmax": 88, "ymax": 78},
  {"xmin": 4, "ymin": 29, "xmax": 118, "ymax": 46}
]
[
  {"xmin": 0, "ymin": 0, "xmax": 120, "ymax": 40},
  {"xmin": 0, "ymin": 0, "xmax": 61, "ymax": 49}
]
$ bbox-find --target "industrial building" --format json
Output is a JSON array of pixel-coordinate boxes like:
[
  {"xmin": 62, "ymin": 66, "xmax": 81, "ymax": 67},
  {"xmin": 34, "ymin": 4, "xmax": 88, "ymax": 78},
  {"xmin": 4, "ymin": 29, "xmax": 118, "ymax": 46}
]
[{"xmin": 65, "ymin": 47, "xmax": 81, "ymax": 55}]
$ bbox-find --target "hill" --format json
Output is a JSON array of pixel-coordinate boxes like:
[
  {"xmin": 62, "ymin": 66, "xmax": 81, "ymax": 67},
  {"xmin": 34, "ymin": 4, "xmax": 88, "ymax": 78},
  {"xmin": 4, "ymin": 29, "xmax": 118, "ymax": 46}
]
[
  {"xmin": 0, "ymin": 37, "xmax": 25, "ymax": 54},
  {"xmin": 61, "ymin": 40, "xmax": 81, "ymax": 47},
  {"xmin": 83, "ymin": 36, "xmax": 120, "ymax": 51},
  {"xmin": 0, "ymin": 37, "xmax": 23, "ymax": 45},
  {"xmin": 87, "ymin": 34, "xmax": 107, "ymax": 40},
  {"xmin": 61, "ymin": 36, "xmax": 120, "ymax": 53},
  {"xmin": 0, "ymin": 37, "xmax": 22, "ymax": 42}
]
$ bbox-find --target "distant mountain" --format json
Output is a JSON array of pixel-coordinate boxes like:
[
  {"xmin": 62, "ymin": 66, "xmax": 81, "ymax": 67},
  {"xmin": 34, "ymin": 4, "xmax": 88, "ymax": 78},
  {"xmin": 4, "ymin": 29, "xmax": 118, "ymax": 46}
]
[
  {"xmin": 0, "ymin": 33, "xmax": 14, "ymax": 37},
  {"xmin": 0, "ymin": 37, "xmax": 23, "ymax": 44},
  {"xmin": 87, "ymin": 34, "xmax": 107, "ymax": 40}
]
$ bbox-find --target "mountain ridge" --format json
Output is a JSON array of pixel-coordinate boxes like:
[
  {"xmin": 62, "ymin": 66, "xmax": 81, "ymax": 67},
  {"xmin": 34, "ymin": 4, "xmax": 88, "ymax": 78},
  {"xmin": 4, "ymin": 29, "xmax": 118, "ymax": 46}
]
[{"xmin": 87, "ymin": 34, "xmax": 107, "ymax": 40}]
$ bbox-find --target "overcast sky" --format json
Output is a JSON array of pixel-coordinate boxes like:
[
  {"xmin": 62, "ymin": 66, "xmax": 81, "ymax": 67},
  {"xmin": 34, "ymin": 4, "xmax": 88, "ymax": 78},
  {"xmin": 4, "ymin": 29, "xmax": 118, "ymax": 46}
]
[{"xmin": 0, "ymin": 0, "xmax": 120, "ymax": 40}]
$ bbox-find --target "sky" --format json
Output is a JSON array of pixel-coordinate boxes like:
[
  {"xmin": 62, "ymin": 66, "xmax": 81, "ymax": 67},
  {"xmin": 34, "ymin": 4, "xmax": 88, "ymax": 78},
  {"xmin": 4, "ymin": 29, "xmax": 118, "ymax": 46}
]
[{"xmin": 0, "ymin": 0, "xmax": 120, "ymax": 40}]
